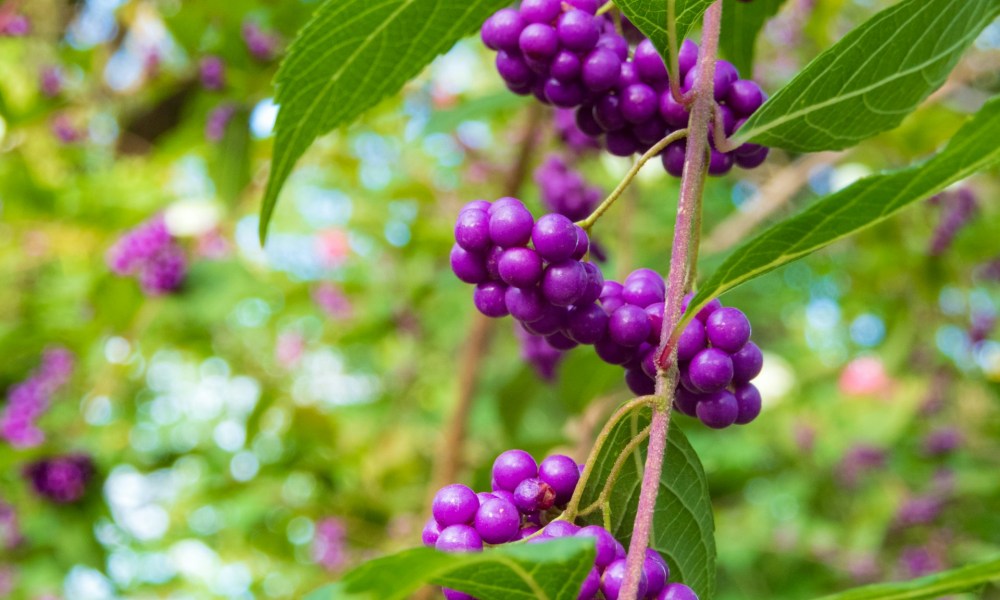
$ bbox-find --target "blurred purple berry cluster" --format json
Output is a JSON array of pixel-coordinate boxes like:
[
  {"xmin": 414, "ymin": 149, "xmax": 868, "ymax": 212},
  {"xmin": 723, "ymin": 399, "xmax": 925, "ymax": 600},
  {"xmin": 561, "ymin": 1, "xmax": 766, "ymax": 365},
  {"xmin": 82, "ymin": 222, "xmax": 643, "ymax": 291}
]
[
  {"xmin": 106, "ymin": 215, "xmax": 187, "ymax": 295},
  {"xmin": 22, "ymin": 453, "xmax": 95, "ymax": 504},
  {"xmin": 424, "ymin": 449, "xmax": 698, "ymax": 600},
  {"xmin": 199, "ymin": 55, "xmax": 226, "ymax": 91},
  {"xmin": 451, "ymin": 198, "xmax": 763, "ymax": 427},
  {"xmin": 481, "ymin": 0, "xmax": 769, "ymax": 176},
  {"xmin": 928, "ymin": 187, "xmax": 977, "ymax": 256},
  {"xmin": 242, "ymin": 21, "xmax": 279, "ymax": 62},
  {"xmin": 0, "ymin": 13, "xmax": 29, "ymax": 37},
  {"xmin": 535, "ymin": 154, "xmax": 603, "ymax": 221},
  {"xmin": 0, "ymin": 347, "xmax": 75, "ymax": 448},
  {"xmin": 312, "ymin": 517, "xmax": 348, "ymax": 572},
  {"xmin": 206, "ymin": 104, "xmax": 237, "ymax": 142}
]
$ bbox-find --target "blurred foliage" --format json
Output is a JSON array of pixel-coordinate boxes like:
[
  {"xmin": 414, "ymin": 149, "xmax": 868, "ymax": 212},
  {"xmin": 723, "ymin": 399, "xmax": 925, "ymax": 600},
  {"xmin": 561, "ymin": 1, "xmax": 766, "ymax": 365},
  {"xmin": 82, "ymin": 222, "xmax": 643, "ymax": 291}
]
[{"xmin": 0, "ymin": 1, "xmax": 997, "ymax": 599}]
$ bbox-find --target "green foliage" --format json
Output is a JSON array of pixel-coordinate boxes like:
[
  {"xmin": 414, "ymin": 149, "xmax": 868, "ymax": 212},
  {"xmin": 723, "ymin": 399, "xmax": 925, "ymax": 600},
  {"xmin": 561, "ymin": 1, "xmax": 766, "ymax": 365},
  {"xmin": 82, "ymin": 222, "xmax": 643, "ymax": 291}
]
[
  {"xmin": 687, "ymin": 94, "xmax": 1000, "ymax": 321},
  {"xmin": 614, "ymin": 0, "xmax": 715, "ymax": 66},
  {"xmin": 579, "ymin": 408, "xmax": 716, "ymax": 599},
  {"xmin": 260, "ymin": 0, "xmax": 508, "ymax": 242},
  {"xmin": 813, "ymin": 557, "xmax": 1000, "ymax": 600},
  {"xmin": 304, "ymin": 538, "xmax": 595, "ymax": 600},
  {"xmin": 736, "ymin": 0, "xmax": 1000, "ymax": 151},
  {"xmin": 719, "ymin": 0, "xmax": 787, "ymax": 75}
]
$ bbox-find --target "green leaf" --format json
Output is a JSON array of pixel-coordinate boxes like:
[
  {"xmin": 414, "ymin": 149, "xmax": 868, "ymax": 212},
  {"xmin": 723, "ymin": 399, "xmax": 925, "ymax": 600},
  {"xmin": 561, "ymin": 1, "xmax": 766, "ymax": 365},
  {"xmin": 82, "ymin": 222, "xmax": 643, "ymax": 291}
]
[
  {"xmin": 614, "ymin": 0, "xmax": 715, "ymax": 65},
  {"xmin": 579, "ymin": 406, "xmax": 716, "ymax": 599},
  {"xmin": 303, "ymin": 538, "xmax": 595, "ymax": 600},
  {"xmin": 688, "ymin": 94, "xmax": 1000, "ymax": 321},
  {"xmin": 814, "ymin": 556, "xmax": 1000, "ymax": 600},
  {"xmin": 259, "ymin": 0, "xmax": 508, "ymax": 242},
  {"xmin": 735, "ymin": 0, "xmax": 1000, "ymax": 151},
  {"xmin": 719, "ymin": 0, "xmax": 787, "ymax": 75}
]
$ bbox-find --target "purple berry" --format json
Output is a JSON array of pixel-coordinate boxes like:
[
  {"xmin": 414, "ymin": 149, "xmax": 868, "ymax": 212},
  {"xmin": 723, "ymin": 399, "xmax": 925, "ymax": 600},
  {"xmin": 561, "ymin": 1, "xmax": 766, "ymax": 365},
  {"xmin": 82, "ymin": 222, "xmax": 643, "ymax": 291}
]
[
  {"xmin": 443, "ymin": 589, "xmax": 476, "ymax": 600},
  {"xmin": 532, "ymin": 214, "xmax": 580, "ymax": 262},
  {"xmin": 576, "ymin": 105, "xmax": 604, "ymax": 136},
  {"xmin": 602, "ymin": 558, "xmax": 648, "ymax": 600},
  {"xmin": 474, "ymin": 282, "xmax": 510, "ymax": 318},
  {"xmin": 677, "ymin": 318, "xmax": 707, "ymax": 361},
  {"xmin": 566, "ymin": 302, "xmax": 609, "ymax": 344},
  {"xmin": 713, "ymin": 60, "xmax": 739, "ymax": 101},
  {"xmin": 496, "ymin": 51, "xmax": 535, "ymax": 87},
  {"xmin": 571, "ymin": 227, "xmax": 590, "ymax": 260},
  {"xmin": 659, "ymin": 89, "xmax": 690, "ymax": 129},
  {"xmin": 513, "ymin": 477, "xmax": 557, "ymax": 513},
  {"xmin": 489, "ymin": 203, "xmax": 534, "ymax": 248},
  {"xmin": 421, "ymin": 517, "xmax": 441, "ymax": 547},
  {"xmin": 575, "ymin": 525, "xmax": 617, "ymax": 567},
  {"xmin": 596, "ymin": 32, "xmax": 628, "ymax": 61},
  {"xmin": 609, "ymin": 305, "xmax": 652, "ymax": 347},
  {"xmin": 643, "ymin": 550, "xmax": 669, "ymax": 597},
  {"xmin": 605, "ymin": 130, "xmax": 638, "ymax": 156},
  {"xmin": 492, "ymin": 450, "xmax": 538, "ymax": 491},
  {"xmin": 678, "ymin": 40, "xmax": 699, "ymax": 77},
  {"xmin": 625, "ymin": 368, "xmax": 655, "ymax": 395},
  {"xmin": 579, "ymin": 567, "xmax": 601, "ymax": 600},
  {"xmin": 550, "ymin": 50, "xmax": 583, "ymax": 82},
  {"xmin": 567, "ymin": 0, "xmax": 600, "ymax": 13},
  {"xmin": 582, "ymin": 48, "xmax": 622, "ymax": 92},
  {"xmin": 435, "ymin": 524, "xmax": 483, "ymax": 552},
  {"xmin": 622, "ymin": 276, "xmax": 664, "ymax": 308},
  {"xmin": 688, "ymin": 348, "xmax": 734, "ymax": 392},
  {"xmin": 542, "ymin": 260, "xmax": 589, "ymax": 306},
  {"xmin": 733, "ymin": 383, "xmax": 761, "ymax": 425},
  {"xmin": 543, "ymin": 520, "xmax": 580, "ymax": 538},
  {"xmin": 674, "ymin": 385, "xmax": 701, "ymax": 417},
  {"xmin": 474, "ymin": 497, "xmax": 521, "ymax": 544},
  {"xmin": 557, "ymin": 10, "xmax": 600, "ymax": 52},
  {"xmin": 621, "ymin": 84, "xmax": 659, "ymax": 123},
  {"xmin": 432, "ymin": 484, "xmax": 480, "ymax": 526},
  {"xmin": 734, "ymin": 145, "xmax": 769, "ymax": 169},
  {"xmin": 593, "ymin": 93, "xmax": 626, "ymax": 132},
  {"xmin": 519, "ymin": 23, "xmax": 559, "ymax": 60},
  {"xmin": 616, "ymin": 62, "xmax": 640, "ymax": 91},
  {"xmin": 595, "ymin": 337, "xmax": 633, "ymax": 365},
  {"xmin": 645, "ymin": 302, "xmax": 665, "ymax": 344},
  {"xmin": 659, "ymin": 583, "xmax": 699, "ymax": 600},
  {"xmin": 696, "ymin": 389, "xmax": 739, "ymax": 429},
  {"xmin": 538, "ymin": 454, "xmax": 580, "ymax": 504},
  {"xmin": 455, "ymin": 208, "xmax": 491, "ymax": 252},
  {"xmin": 634, "ymin": 38, "xmax": 668, "ymax": 81},
  {"xmin": 545, "ymin": 78, "xmax": 586, "ymax": 107},
  {"xmin": 518, "ymin": 525, "xmax": 541, "ymax": 539},
  {"xmin": 708, "ymin": 149, "xmax": 734, "ymax": 176},
  {"xmin": 482, "ymin": 9, "xmax": 525, "ymax": 51},
  {"xmin": 661, "ymin": 140, "xmax": 687, "ymax": 177},
  {"xmin": 520, "ymin": 0, "xmax": 561, "ymax": 24},
  {"xmin": 705, "ymin": 307, "xmax": 751, "ymax": 352},
  {"xmin": 505, "ymin": 286, "xmax": 548, "ymax": 322},
  {"xmin": 545, "ymin": 331, "xmax": 578, "ymax": 350},
  {"xmin": 522, "ymin": 305, "xmax": 567, "ymax": 335},
  {"xmin": 485, "ymin": 246, "xmax": 504, "ymax": 280},
  {"xmin": 450, "ymin": 245, "xmax": 489, "ymax": 284},
  {"xmin": 498, "ymin": 247, "xmax": 543, "ymax": 287},
  {"xmin": 731, "ymin": 341, "xmax": 763, "ymax": 383},
  {"xmin": 726, "ymin": 79, "xmax": 764, "ymax": 116}
]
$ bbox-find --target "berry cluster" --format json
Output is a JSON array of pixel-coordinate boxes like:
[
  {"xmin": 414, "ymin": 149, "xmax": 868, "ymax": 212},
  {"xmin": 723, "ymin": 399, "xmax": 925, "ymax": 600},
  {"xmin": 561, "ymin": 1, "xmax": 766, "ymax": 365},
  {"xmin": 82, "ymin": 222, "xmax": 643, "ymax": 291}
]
[
  {"xmin": 451, "ymin": 199, "xmax": 763, "ymax": 428},
  {"xmin": 312, "ymin": 517, "xmax": 348, "ymax": 572},
  {"xmin": 22, "ymin": 454, "xmax": 95, "ymax": 504},
  {"xmin": 107, "ymin": 215, "xmax": 188, "ymax": 295},
  {"xmin": 480, "ymin": 0, "xmax": 769, "ymax": 176},
  {"xmin": 424, "ymin": 449, "xmax": 699, "ymax": 600},
  {"xmin": 199, "ymin": 55, "xmax": 226, "ymax": 91},
  {"xmin": 0, "ymin": 347, "xmax": 75, "ymax": 448},
  {"xmin": 242, "ymin": 21, "xmax": 279, "ymax": 62}
]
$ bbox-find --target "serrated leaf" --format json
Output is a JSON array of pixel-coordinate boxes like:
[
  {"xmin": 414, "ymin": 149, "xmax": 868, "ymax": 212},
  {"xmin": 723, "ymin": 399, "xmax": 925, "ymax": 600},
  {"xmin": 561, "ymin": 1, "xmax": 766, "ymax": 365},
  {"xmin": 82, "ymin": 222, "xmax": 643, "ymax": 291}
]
[
  {"xmin": 735, "ymin": 0, "xmax": 1000, "ymax": 151},
  {"xmin": 687, "ymin": 94, "xmax": 1000, "ymax": 321},
  {"xmin": 814, "ymin": 556, "xmax": 1000, "ymax": 600},
  {"xmin": 304, "ymin": 538, "xmax": 595, "ymax": 600},
  {"xmin": 259, "ymin": 0, "xmax": 508, "ymax": 242},
  {"xmin": 579, "ymin": 406, "xmax": 716, "ymax": 599},
  {"xmin": 615, "ymin": 0, "xmax": 715, "ymax": 66},
  {"xmin": 719, "ymin": 0, "xmax": 787, "ymax": 75}
]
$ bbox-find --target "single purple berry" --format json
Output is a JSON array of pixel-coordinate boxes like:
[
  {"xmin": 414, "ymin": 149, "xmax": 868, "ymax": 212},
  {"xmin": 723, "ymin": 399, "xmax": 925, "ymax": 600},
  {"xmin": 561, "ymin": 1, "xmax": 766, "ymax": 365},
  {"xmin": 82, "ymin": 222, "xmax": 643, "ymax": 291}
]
[
  {"xmin": 451, "ymin": 245, "xmax": 488, "ymax": 284},
  {"xmin": 567, "ymin": 0, "xmax": 600, "ymax": 13},
  {"xmin": 550, "ymin": 50, "xmax": 583, "ymax": 82},
  {"xmin": 518, "ymin": 525, "xmax": 541, "ymax": 539},
  {"xmin": 622, "ymin": 277, "xmax": 664, "ymax": 308},
  {"xmin": 532, "ymin": 214, "xmax": 579, "ymax": 262},
  {"xmin": 708, "ymin": 149, "xmax": 734, "ymax": 176},
  {"xmin": 688, "ymin": 348, "xmax": 734, "ymax": 392},
  {"xmin": 489, "ymin": 203, "xmax": 534, "ymax": 248},
  {"xmin": 620, "ymin": 83, "xmax": 658, "ymax": 124},
  {"xmin": 659, "ymin": 583, "xmax": 699, "ymax": 600},
  {"xmin": 578, "ymin": 567, "xmax": 601, "ymax": 600},
  {"xmin": 522, "ymin": 305, "xmax": 567, "ymax": 336},
  {"xmin": 543, "ymin": 520, "xmax": 580, "ymax": 538},
  {"xmin": 432, "ymin": 484, "xmax": 480, "ymax": 526},
  {"xmin": 661, "ymin": 140, "xmax": 687, "ymax": 177},
  {"xmin": 576, "ymin": 104, "xmax": 604, "ymax": 136},
  {"xmin": 677, "ymin": 319, "xmax": 707, "ymax": 362},
  {"xmin": 481, "ymin": 9, "xmax": 525, "ymax": 51},
  {"xmin": 705, "ymin": 307, "xmax": 752, "ymax": 352},
  {"xmin": 674, "ymin": 385, "xmax": 702, "ymax": 417},
  {"xmin": 492, "ymin": 450, "xmax": 538, "ymax": 491},
  {"xmin": 596, "ymin": 32, "xmax": 628, "ymax": 61},
  {"xmin": 593, "ymin": 93, "xmax": 626, "ymax": 132},
  {"xmin": 462, "ymin": 200, "xmax": 491, "ymax": 213},
  {"xmin": 625, "ymin": 368, "xmax": 656, "ymax": 395},
  {"xmin": 435, "ymin": 524, "xmax": 483, "ymax": 552},
  {"xmin": 566, "ymin": 302, "xmax": 609, "ymax": 344},
  {"xmin": 616, "ymin": 62, "xmax": 640, "ymax": 91},
  {"xmin": 678, "ymin": 40, "xmax": 699, "ymax": 77},
  {"xmin": 645, "ymin": 302, "xmax": 665, "ymax": 345},
  {"xmin": 734, "ymin": 145, "xmax": 769, "ymax": 169},
  {"xmin": 726, "ymin": 79, "xmax": 764, "ymax": 116},
  {"xmin": 557, "ymin": 9, "xmax": 600, "ymax": 52},
  {"xmin": 538, "ymin": 455, "xmax": 580, "ymax": 504},
  {"xmin": 455, "ymin": 208, "xmax": 491, "ymax": 252},
  {"xmin": 519, "ymin": 23, "xmax": 559, "ymax": 60},
  {"xmin": 643, "ymin": 551, "xmax": 669, "ymax": 598},
  {"xmin": 520, "ymin": 0, "xmax": 562, "ymax": 24},
  {"xmin": 634, "ymin": 38, "xmax": 668, "ymax": 81},
  {"xmin": 496, "ymin": 51, "xmax": 535, "ymax": 87},
  {"xmin": 582, "ymin": 48, "xmax": 622, "ymax": 93},
  {"xmin": 571, "ymin": 227, "xmax": 590, "ymax": 261},
  {"xmin": 605, "ymin": 130, "xmax": 638, "ymax": 157},
  {"xmin": 696, "ymin": 389, "xmax": 739, "ymax": 429},
  {"xmin": 545, "ymin": 331, "xmax": 578, "ymax": 350},
  {"xmin": 542, "ymin": 260, "xmax": 589, "ymax": 307},
  {"xmin": 498, "ymin": 247, "xmax": 543, "ymax": 288},
  {"xmin": 594, "ymin": 337, "xmax": 633, "ymax": 365},
  {"xmin": 505, "ymin": 286, "xmax": 548, "ymax": 322},
  {"xmin": 659, "ymin": 89, "xmax": 690, "ymax": 129},
  {"xmin": 545, "ymin": 78, "xmax": 586, "ymax": 107},
  {"xmin": 513, "ymin": 477, "xmax": 557, "ymax": 513},
  {"xmin": 730, "ymin": 340, "xmax": 763, "ymax": 383},
  {"xmin": 575, "ymin": 525, "xmax": 617, "ymax": 568},
  {"xmin": 421, "ymin": 517, "xmax": 441, "ymax": 547},
  {"xmin": 474, "ymin": 282, "xmax": 510, "ymax": 318},
  {"xmin": 474, "ymin": 497, "xmax": 521, "ymax": 544},
  {"xmin": 733, "ymin": 383, "xmax": 761, "ymax": 425},
  {"xmin": 609, "ymin": 304, "xmax": 652, "ymax": 347}
]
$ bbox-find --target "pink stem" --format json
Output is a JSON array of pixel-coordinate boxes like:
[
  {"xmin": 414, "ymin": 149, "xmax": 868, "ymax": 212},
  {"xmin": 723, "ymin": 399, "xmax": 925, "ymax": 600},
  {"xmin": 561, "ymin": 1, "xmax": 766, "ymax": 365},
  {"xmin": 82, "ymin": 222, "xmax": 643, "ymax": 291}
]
[{"xmin": 617, "ymin": 3, "xmax": 724, "ymax": 599}]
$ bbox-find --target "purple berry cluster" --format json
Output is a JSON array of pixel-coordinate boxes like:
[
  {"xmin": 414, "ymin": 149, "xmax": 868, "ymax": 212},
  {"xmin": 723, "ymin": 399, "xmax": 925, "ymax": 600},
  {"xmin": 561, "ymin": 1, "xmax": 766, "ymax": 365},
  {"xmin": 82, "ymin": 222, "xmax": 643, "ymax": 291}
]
[
  {"xmin": 0, "ymin": 14, "xmax": 29, "ymax": 37},
  {"xmin": 554, "ymin": 108, "xmax": 601, "ymax": 154},
  {"xmin": 928, "ymin": 188, "xmax": 977, "ymax": 256},
  {"xmin": 312, "ymin": 517, "xmax": 348, "ymax": 572},
  {"xmin": 423, "ymin": 449, "xmax": 699, "ymax": 600},
  {"xmin": 199, "ymin": 55, "xmax": 226, "ymax": 91},
  {"xmin": 450, "ymin": 199, "xmax": 763, "ymax": 428},
  {"xmin": 242, "ymin": 21, "xmax": 279, "ymax": 62},
  {"xmin": 515, "ymin": 324, "xmax": 565, "ymax": 380},
  {"xmin": 535, "ymin": 154, "xmax": 602, "ymax": 221},
  {"xmin": 0, "ymin": 347, "xmax": 75, "ymax": 449},
  {"xmin": 106, "ymin": 215, "xmax": 187, "ymax": 295},
  {"xmin": 22, "ymin": 454, "xmax": 95, "ymax": 504},
  {"xmin": 480, "ymin": 1, "xmax": 769, "ymax": 176}
]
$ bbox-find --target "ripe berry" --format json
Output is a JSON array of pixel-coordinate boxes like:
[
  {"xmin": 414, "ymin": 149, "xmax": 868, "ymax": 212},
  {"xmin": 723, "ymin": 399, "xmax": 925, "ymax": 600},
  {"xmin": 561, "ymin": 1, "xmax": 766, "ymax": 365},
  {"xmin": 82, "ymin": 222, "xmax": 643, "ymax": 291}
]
[
  {"xmin": 556, "ymin": 9, "xmax": 600, "ymax": 52},
  {"xmin": 492, "ymin": 450, "xmax": 538, "ymax": 491},
  {"xmin": 688, "ymin": 348, "xmax": 734, "ymax": 392},
  {"xmin": 519, "ymin": 23, "xmax": 559, "ymax": 60},
  {"xmin": 566, "ymin": 303, "xmax": 609, "ymax": 344},
  {"xmin": 575, "ymin": 525, "xmax": 617, "ymax": 568},
  {"xmin": 705, "ymin": 307, "xmax": 752, "ymax": 352},
  {"xmin": 532, "ymin": 214, "xmax": 579, "ymax": 262},
  {"xmin": 696, "ymin": 390, "xmax": 739, "ymax": 429},
  {"xmin": 513, "ymin": 477, "xmax": 557, "ymax": 512},
  {"xmin": 620, "ymin": 83, "xmax": 658, "ymax": 124},
  {"xmin": 659, "ymin": 583, "xmax": 700, "ymax": 600},
  {"xmin": 474, "ymin": 497, "xmax": 520, "ymax": 544},
  {"xmin": 538, "ymin": 454, "xmax": 580, "ymax": 504},
  {"xmin": 543, "ymin": 520, "xmax": 580, "ymax": 537},
  {"xmin": 473, "ymin": 282, "xmax": 510, "ymax": 318},
  {"xmin": 489, "ymin": 203, "xmax": 534, "ymax": 248},
  {"xmin": 498, "ymin": 247, "xmax": 543, "ymax": 288},
  {"xmin": 481, "ymin": 8, "xmax": 525, "ymax": 52},
  {"xmin": 421, "ymin": 517, "xmax": 440, "ymax": 547},
  {"xmin": 520, "ymin": 0, "xmax": 561, "ymax": 24},
  {"xmin": 644, "ymin": 550, "xmax": 669, "ymax": 598},
  {"xmin": 677, "ymin": 319, "xmax": 707, "ymax": 361},
  {"xmin": 727, "ymin": 79, "xmax": 765, "ymax": 116},
  {"xmin": 633, "ymin": 38, "xmax": 668, "ymax": 81},
  {"xmin": 505, "ymin": 286, "xmax": 547, "ymax": 322},
  {"xmin": 609, "ymin": 304, "xmax": 652, "ymax": 347},
  {"xmin": 435, "ymin": 524, "xmax": 483, "ymax": 552},
  {"xmin": 730, "ymin": 341, "xmax": 763, "ymax": 383},
  {"xmin": 601, "ymin": 558, "xmax": 648, "ymax": 600},
  {"xmin": 450, "ymin": 245, "xmax": 489, "ymax": 284},
  {"xmin": 432, "ymin": 484, "xmax": 480, "ymax": 526},
  {"xmin": 733, "ymin": 383, "xmax": 762, "ymax": 425},
  {"xmin": 582, "ymin": 48, "xmax": 622, "ymax": 92},
  {"xmin": 541, "ymin": 260, "xmax": 589, "ymax": 306}
]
